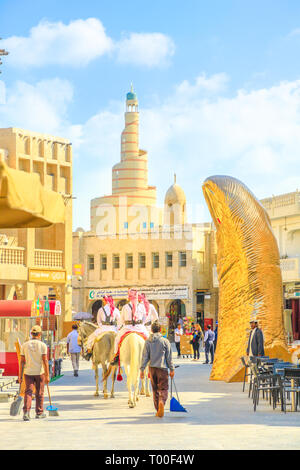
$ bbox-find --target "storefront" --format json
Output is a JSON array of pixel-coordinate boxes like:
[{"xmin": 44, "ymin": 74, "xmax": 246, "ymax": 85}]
[
  {"xmin": 0, "ymin": 299, "xmax": 61, "ymax": 376},
  {"xmin": 285, "ymin": 290, "xmax": 300, "ymax": 340},
  {"xmin": 87, "ymin": 286, "xmax": 190, "ymax": 338}
]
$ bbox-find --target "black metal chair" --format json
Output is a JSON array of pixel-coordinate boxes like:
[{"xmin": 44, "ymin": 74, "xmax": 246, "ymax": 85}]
[
  {"xmin": 240, "ymin": 356, "xmax": 251, "ymax": 393},
  {"xmin": 282, "ymin": 368, "xmax": 300, "ymax": 412},
  {"xmin": 250, "ymin": 362, "xmax": 284, "ymax": 412}
]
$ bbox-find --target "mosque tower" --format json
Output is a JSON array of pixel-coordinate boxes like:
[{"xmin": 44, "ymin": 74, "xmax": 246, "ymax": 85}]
[
  {"xmin": 164, "ymin": 174, "xmax": 187, "ymax": 226},
  {"xmin": 91, "ymin": 86, "xmax": 159, "ymax": 234}
]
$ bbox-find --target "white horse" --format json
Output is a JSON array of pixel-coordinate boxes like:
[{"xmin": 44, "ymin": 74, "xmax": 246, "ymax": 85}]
[
  {"xmin": 104, "ymin": 332, "xmax": 151, "ymax": 408},
  {"xmin": 120, "ymin": 333, "xmax": 152, "ymax": 408}
]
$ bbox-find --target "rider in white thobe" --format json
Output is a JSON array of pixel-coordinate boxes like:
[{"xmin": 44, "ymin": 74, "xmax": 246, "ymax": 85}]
[
  {"xmin": 112, "ymin": 298, "xmax": 149, "ymax": 357},
  {"xmin": 86, "ymin": 299, "xmax": 121, "ymax": 351},
  {"xmin": 138, "ymin": 293, "xmax": 159, "ymax": 334},
  {"xmin": 144, "ymin": 303, "xmax": 159, "ymax": 333}
]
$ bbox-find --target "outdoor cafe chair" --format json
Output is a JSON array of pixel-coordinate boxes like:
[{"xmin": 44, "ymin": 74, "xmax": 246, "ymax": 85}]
[
  {"xmin": 249, "ymin": 362, "xmax": 284, "ymax": 412},
  {"xmin": 281, "ymin": 368, "xmax": 300, "ymax": 413},
  {"xmin": 245, "ymin": 356, "xmax": 273, "ymax": 398},
  {"xmin": 241, "ymin": 356, "xmax": 251, "ymax": 393}
]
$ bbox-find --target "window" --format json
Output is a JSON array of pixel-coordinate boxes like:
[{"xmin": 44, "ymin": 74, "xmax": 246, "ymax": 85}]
[
  {"xmin": 139, "ymin": 253, "xmax": 146, "ymax": 268},
  {"xmin": 179, "ymin": 251, "xmax": 187, "ymax": 267},
  {"xmin": 113, "ymin": 254, "xmax": 120, "ymax": 269},
  {"xmin": 152, "ymin": 252, "xmax": 159, "ymax": 269},
  {"xmin": 126, "ymin": 253, "xmax": 133, "ymax": 269},
  {"xmin": 196, "ymin": 293, "xmax": 204, "ymax": 305},
  {"xmin": 100, "ymin": 255, "xmax": 107, "ymax": 271},
  {"xmin": 166, "ymin": 252, "xmax": 173, "ymax": 267},
  {"xmin": 150, "ymin": 222, "xmax": 154, "ymax": 229},
  {"xmin": 124, "ymin": 222, "xmax": 128, "ymax": 229},
  {"xmin": 88, "ymin": 255, "xmax": 94, "ymax": 271},
  {"xmin": 142, "ymin": 222, "xmax": 147, "ymax": 229}
]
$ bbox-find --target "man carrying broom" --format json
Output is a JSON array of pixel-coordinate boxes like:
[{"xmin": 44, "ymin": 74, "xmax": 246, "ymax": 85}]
[
  {"xmin": 140, "ymin": 321, "xmax": 175, "ymax": 418},
  {"xmin": 19, "ymin": 325, "xmax": 50, "ymax": 421}
]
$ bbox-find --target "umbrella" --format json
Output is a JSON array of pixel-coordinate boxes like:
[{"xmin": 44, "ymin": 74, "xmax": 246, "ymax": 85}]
[{"xmin": 72, "ymin": 312, "xmax": 93, "ymax": 321}]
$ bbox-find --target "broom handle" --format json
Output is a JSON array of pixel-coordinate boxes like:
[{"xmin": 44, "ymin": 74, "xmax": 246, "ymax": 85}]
[
  {"xmin": 47, "ymin": 384, "xmax": 52, "ymax": 407},
  {"xmin": 172, "ymin": 378, "xmax": 180, "ymax": 402}
]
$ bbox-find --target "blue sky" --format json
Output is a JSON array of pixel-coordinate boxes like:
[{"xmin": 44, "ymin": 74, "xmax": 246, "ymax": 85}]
[{"xmin": 1, "ymin": 0, "xmax": 300, "ymax": 229}]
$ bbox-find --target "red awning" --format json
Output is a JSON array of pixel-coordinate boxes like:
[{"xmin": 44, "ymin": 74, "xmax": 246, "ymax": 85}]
[{"xmin": 0, "ymin": 300, "xmax": 32, "ymax": 317}]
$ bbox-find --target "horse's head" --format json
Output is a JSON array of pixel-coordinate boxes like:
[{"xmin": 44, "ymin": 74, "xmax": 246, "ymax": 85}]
[{"xmin": 77, "ymin": 321, "xmax": 97, "ymax": 356}]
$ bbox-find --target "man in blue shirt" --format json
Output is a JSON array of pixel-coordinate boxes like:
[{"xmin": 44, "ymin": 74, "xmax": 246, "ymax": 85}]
[{"xmin": 67, "ymin": 324, "xmax": 82, "ymax": 377}]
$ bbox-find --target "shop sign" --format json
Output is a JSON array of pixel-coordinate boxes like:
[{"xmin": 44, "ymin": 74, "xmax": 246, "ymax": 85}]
[
  {"xmin": 29, "ymin": 268, "xmax": 66, "ymax": 284},
  {"xmin": 73, "ymin": 264, "xmax": 84, "ymax": 276},
  {"xmin": 89, "ymin": 285, "xmax": 189, "ymax": 301}
]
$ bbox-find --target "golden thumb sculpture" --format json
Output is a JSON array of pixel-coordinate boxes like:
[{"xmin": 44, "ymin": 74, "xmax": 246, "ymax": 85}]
[{"xmin": 202, "ymin": 176, "xmax": 290, "ymax": 382}]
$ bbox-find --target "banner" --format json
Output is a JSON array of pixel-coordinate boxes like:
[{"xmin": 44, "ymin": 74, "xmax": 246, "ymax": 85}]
[{"xmin": 89, "ymin": 285, "xmax": 189, "ymax": 300}]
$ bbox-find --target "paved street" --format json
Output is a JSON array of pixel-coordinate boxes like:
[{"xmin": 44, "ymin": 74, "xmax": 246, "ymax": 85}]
[{"xmin": 1, "ymin": 351, "xmax": 300, "ymax": 450}]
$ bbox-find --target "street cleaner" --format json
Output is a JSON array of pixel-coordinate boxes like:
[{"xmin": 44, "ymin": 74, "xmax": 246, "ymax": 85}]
[
  {"xmin": 138, "ymin": 293, "xmax": 159, "ymax": 333},
  {"xmin": 110, "ymin": 289, "xmax": 149, "ymax": 366},
  {"xmin": 85, "ymin": 295, "xmax": 121, "ymax": 360},
  {"xmin": 20, "ymin": 325, "xmax": 50, "ymax": 421},
  {"xmin": 140, "ymin": 320, "xmax": 174, "ymax": 418}
]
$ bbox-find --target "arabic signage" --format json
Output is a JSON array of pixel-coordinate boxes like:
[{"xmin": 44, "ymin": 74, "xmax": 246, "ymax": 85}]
[
  {"xmin": 29, "ymin": 268, "xmax": 66, "ymax": 284},
  {"xmin": 89, "ymin": 285, "xmax": 189, "ymax": 300}
]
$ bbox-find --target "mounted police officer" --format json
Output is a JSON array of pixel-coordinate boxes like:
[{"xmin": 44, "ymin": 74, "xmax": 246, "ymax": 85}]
[
  {"xmin": 138, "ymin": 293, "xmax": 159, "ymax": 333},
  {"xmin": 111, "ymin": 289, "xmax": 149, "ymax": 365},
  {"xmin": 85, "ymin": 295, "xmax": 121, "ymax": 359}
]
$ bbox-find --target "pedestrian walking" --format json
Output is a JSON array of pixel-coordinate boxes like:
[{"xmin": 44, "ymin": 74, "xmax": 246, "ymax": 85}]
[
  {"xmin": 192, "ymin": 324, "xmax": 203, "ymax": 360},
  {"xmin": 140, "ymin": 321, "xmax": 175, "ymax": 418},
  {"xmin": 174, "ymin": 323, "xmax": 183, "ymax": 357},
  {"xmin": 246, "ymin": 317, "xmax": 264, "ymax": 357},
  {"xmin": 204, "ymin": 324, "xmax": 215, "ymax": 364},
  {"xmin": 19, "ymin": 325, "xmax": 50, "ymax": 421},
  {"xmin": 67, "ymin": 324, "xmax": 82, "ymax": 376}
]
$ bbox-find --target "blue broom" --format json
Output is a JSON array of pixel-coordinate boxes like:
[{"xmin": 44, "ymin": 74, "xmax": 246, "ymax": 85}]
[{"xmin": 170, "ymin": 377, "xmax": 187, "ymax": 413}]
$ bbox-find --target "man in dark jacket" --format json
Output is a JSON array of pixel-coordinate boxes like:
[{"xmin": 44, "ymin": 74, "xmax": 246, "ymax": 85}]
[
  {"xmin": 140, "ymin": 321, "xmax": 174, "ymax": 418},
  {"xmin": 246, "ymin": 319, "xmax": 264, "ymax": 357}
]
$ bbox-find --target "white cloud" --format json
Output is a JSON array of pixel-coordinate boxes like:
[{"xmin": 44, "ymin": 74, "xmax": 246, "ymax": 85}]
[
  {"xmin": 2, "ymin": 72, "xmax": 300, "ymax": 230},
  {"xmin": 175, "ymin": 73, "xmax": 229, "ymax": 99},
  {"xmin": 2, "ymin": 19, "xmax": 175, "ymax": 69},
  {"xmin": 0, "ymin": 78, "xmax": 74, "ymax": 135},
  {"xmin": 0, "ymin": 81, "xmax": 5, "ymax": 105},
  {"xmin": 116, "ymin": 32, "xmax": 175, "ymax": 67},
  {"xmin": 72, "ymin": 74, "xmax": 300, "ymax": 228},
  {"xmin": 2, "ymin": 18, "xmax": 114, "ymax": 67}
]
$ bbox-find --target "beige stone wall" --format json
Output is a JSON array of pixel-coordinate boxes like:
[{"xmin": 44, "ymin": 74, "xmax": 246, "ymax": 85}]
[
  {"xmin": 0, "ymin": 127, "xmax": 73, "ymax": 337},
  {"xmin": 72, "ymin": 223, "xmax": 217, "ymax": 325}
]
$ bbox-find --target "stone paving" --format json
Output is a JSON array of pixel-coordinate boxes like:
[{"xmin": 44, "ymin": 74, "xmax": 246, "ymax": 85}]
[{"xmin": 1, "ymin": 351, "xmax": 300, "ymax": 450}]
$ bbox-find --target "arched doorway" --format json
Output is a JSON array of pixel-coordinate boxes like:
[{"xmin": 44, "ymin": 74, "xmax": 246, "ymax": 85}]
[{"xmin": 166, "ymin": 299, "xmax": 186, "ymax": 341}]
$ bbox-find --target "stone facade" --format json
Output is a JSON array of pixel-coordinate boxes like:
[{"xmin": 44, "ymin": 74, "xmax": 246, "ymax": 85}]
[
  {"xmin": 0, "ymin": 127, "xmax": 73, "ymax": 336},
  {"xmin": 72, "ymin": 89, "xmax": 218, "ymax": 334}
]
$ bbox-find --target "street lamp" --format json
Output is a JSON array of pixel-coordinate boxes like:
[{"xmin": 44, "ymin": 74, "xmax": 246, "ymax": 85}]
[{"xmin": 0, "ymin": 39, "xmax": 9, "ymax": 73}]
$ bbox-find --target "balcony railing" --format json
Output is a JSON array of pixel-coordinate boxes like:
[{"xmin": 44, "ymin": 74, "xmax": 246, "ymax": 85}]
[
  {"xmin": 34, "ymin": 249, "xmax": 63, "ymax": 268},
  {"xmin": 0, "ymin": 247, "xmax": 25, "ymax": 265}
]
